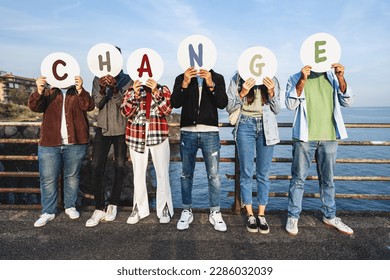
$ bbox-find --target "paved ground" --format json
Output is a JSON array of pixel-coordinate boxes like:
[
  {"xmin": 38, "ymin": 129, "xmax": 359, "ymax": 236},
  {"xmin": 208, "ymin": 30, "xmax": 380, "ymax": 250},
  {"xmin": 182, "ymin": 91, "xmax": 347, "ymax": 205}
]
[{"xmin": 0, "ymin": 208, "xmax": 389, "ymax": 260}]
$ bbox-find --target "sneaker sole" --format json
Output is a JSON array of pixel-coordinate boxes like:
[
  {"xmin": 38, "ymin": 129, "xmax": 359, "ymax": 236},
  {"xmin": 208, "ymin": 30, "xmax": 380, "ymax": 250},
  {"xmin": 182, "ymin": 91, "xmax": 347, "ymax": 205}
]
[
  {"xmin": 34, "ymin": 216, "xmax": 55, "ymax": 227},
  {"xmin": 127, "ymin": 219, "xmax": 140, "ymax": 225},
  {"xmin": 85, "ymin": 216, "xmax": 105, "ymax": 227},
  {"xmin": 259, "ymin": 228, "xmax": 270, "ymax": 234},
  {"xmin": 66, "ymin": 214, "xmax": 80, "ymax": 220},
  {"xmin": 246, "ymin": 226, "xmax": 258, "ymax": 233},
  {"xmin": 160, "ymin": 218, "xmax": 171, "ymax": 224},
  {"xmin": 286, "ymin": 228, "xmax": 298, "ymax": 236},
  {"xmin": 104, "ymin": 215, "xmax": 116, "ymax": 222},
  {"xmin": 323, "ymin": 221, "xmax": 354, "ymax": 235},
  {"xmin": 214, "ymin": 226, "xmax": 227, "ymax": 232}
]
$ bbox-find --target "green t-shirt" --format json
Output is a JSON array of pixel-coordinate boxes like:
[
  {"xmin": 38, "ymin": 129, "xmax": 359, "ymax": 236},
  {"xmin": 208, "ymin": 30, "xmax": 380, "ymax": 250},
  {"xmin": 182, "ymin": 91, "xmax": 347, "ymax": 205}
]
[
  {"xmin": 305, "ymin": 72, "xmax": 336, "ymax": 141},
  {"xmin": 242, "ymin": 88, "xmax": 263, "ymax": 118}
]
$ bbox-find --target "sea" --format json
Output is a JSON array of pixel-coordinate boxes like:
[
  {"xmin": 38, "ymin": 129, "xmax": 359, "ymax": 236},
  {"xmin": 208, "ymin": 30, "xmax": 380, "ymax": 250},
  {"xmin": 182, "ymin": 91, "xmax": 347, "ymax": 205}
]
[{"xmin": 163, "ymin": 107, "xmax": 390, "ymax": 212}]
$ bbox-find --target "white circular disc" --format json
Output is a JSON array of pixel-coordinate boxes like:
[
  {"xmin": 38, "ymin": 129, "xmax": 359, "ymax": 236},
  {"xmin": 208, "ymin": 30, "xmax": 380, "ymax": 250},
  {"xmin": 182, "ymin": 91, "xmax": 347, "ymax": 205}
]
[
  {"xmin": 177, "ymin": 34, "xmax": 217, "ymax": 71},
  {"xmin": 127, "ymin": 48, "xmax": 164, "ymax": 85},
  {"xmin": 40, "ymin": 52, "xmax": 80, "ymax": 88},
  {"xmin": 87, "ymin": 43, "xmax": 123, "ymax": 77},
  {"xmin": 300, "ymin": 32, "xmax": 341, "ymax": 73},
  {"xmin": 237, "ymin": 46, "xmax": 278, "ymax": 85}
]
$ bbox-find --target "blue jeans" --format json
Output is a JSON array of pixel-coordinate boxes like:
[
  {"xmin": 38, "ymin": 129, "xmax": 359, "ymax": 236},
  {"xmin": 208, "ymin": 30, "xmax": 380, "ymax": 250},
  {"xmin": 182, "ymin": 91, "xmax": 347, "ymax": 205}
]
[
  {"xmin": 287, "ymin": 141, "xmax": 338, "ymax": 219},
  {"xmin": 180, "ymin": 131, "xmax": 221, "ymax": 211},
  {"xmin": 237, "ymin": 115, "xmax": 274, "ymax": 206},
  {"xmin": 38, "ymin": 144, "xmax": 88, "ymax": 214}
]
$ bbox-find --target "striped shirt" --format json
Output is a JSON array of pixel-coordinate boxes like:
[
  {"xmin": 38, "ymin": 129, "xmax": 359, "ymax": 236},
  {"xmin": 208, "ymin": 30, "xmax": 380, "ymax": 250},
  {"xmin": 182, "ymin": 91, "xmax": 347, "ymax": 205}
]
[{"xmin": 121, "ymin": 85, "xmax": 172, "ymax": 153}]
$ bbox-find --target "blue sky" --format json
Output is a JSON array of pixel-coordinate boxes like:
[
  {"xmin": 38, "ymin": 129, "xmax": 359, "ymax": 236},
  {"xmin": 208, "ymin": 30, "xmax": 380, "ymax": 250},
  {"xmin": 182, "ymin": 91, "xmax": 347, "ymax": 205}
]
[{"xmin": 1, "ymin": 0, "xmax": 389, "ymax": 107}]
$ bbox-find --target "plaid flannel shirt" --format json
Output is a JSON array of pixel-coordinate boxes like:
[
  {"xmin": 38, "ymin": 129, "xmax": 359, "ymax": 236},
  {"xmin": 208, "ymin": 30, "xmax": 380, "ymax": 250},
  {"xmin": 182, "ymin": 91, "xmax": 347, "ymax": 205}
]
[{"xmin": 121, "ymin": 85, "xmax": 172, "ymax": 153}]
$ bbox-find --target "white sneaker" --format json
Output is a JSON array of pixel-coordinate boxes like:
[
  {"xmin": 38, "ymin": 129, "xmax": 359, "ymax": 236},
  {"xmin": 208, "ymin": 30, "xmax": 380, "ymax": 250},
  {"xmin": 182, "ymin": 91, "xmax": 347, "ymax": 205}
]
[
  {"xmin": 323, "ymin": 216, "xmax": 354, "ymax": 235},
  {"xmin": 34, "ymin": 213, "xmax": 55, "ymax": 227},
  {"xmin": 105, "ymin": 205, "xmax": 117, "ymax": 222},
  {"xmin": 159, "ymin": 206, "xmax": 171, "ymax": 224},
  {"xmin": 177, "ymin": 209, "xmax": 193, "ymax": 230},
  {"xmin": 85, "ymin": 210, "xmax": 106, "ymax": 227},
  {"xmin": 209, "ymin": 210, "xmax": 227, "ymax": 232},
  {"xmin": 286, "ymin": 217, "xmax": 298, "ymax": 236},
  {"xmin": 127, "ymin": 209, "xmax": 140, "ymax": 224},
  {"xmin": 65, "ymin": 207, "xmax": 80, "ymax": 219}
]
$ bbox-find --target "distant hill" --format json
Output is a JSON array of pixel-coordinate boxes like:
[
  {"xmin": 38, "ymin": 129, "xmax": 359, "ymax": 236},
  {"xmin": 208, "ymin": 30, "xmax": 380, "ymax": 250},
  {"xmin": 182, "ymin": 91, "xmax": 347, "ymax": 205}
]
[{"xmin": 0, "ymin": 103, "xmax": 42, "ymax": 122}]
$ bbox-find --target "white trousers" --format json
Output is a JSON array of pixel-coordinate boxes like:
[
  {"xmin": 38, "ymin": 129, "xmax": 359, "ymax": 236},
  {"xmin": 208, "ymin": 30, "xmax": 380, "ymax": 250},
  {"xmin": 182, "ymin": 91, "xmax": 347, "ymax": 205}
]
[{"xmin": 129, "ymin": 138, "xmax": 173, "ymax": 219}]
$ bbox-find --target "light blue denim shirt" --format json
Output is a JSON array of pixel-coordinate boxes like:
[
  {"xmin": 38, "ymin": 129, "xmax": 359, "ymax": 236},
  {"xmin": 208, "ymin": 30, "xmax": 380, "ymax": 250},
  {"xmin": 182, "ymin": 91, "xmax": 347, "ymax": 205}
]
[
  {"xmin": 226, "ymin": 72, "xmax": 281, "ymax": 146},
  {"xmin": 285, "ymin": 70, "xmax": 354, "ymax": 142}
]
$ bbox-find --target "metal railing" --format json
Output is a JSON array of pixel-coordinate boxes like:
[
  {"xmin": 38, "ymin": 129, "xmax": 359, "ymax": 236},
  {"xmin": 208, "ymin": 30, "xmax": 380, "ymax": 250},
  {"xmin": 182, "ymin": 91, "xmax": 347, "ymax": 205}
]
[{"xmin": 1, "ymin": 121, "xmax": 389, "ymax": 213}]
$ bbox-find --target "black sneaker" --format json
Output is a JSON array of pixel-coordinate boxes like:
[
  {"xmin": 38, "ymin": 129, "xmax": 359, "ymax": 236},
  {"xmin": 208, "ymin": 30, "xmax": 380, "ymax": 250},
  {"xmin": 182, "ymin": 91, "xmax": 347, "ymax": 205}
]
[
  {"xmin": 258, "ymin": 215, "xmax": 270, "ymax": 234},
  {"xmin": 246, "ymin": 215, "xmax": 258, "ymax": 233}
]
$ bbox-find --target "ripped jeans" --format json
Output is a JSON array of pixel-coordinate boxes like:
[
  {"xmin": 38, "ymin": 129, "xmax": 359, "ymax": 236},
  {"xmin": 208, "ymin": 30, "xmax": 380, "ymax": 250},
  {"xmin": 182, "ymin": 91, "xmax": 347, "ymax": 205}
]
[{"xmin": 179, "ymin": 131, "xmax": 221, "ymax": 211}]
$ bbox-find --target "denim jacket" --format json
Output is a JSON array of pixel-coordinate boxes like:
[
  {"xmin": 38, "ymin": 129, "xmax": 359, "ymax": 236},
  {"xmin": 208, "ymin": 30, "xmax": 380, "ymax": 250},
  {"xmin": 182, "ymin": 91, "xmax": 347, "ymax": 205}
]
[
  {"xmin": 226, "ymin": 72, "xmax": 281, "ymax": 146},
  {"xmin": 285, "ymin": 70, "xmax": 354, "ymax": 142}
]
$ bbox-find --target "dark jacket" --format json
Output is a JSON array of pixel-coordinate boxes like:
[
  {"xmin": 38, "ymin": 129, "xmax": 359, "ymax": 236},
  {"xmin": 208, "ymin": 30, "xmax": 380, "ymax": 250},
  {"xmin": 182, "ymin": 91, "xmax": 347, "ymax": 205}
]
[
  {"xmin": 28, "ymin": 87, "xmax": 95, "ymax": 146},
  {"xmin": 171, "ymin": 70, "xmax": 227, "ymax": 128}
]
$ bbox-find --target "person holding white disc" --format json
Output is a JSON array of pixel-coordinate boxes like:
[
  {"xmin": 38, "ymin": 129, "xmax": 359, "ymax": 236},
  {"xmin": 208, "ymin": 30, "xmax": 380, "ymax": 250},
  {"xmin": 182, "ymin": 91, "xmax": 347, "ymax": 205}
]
[
  {"xmin": 121, "ymin": 77, "xmax": 174, "ymax": 225},
  {"xmin": 29, "ymin": 74, "xmax": 95, "ymax": 227},
  {"xmin": 285, "ymin": 33, "xmax": 355, "ymax": 236},
  {"xmin": 226, "ymin": 72, "xmax": 281, "ymax": 234}
]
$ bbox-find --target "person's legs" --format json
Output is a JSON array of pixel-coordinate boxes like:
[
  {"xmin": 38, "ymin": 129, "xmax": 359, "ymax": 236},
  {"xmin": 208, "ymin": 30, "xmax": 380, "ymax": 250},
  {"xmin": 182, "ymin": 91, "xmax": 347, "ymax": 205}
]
[
  {"xmin": 150, "ymin": 139, "xmax": 173, "ymax": 219},
  {"xmin": 62, "ymin": 144, "xmax": 87, "ymax": 210},
  {"xmin": 236, "ymin": 116, "xmax": 256, "ymax": 213},
  {"xmin": 255, "ymin": 119, "xmax": 274, "ymax": 234},
  {"xmin": 316, "ymin": 141, "xmax": 338, "ymax": 219},
  {"xmin": 179, "ymin": 131, "xmax": 198, "ymax": 209},
  {"xmin": 177, "ymin": 131, "xmax": 198, "ymax": 230},
  {"xmin": 255, "ymin": 119, "xmax": 274, "ymax": 212},
  {"xmin": 287, "ymin": 141, "xmax": 315, "ymax": 219},
  {"xmin": 109, "ymin": 134, "xmax": 127, "ymax": 206},
  {"xmin": 37, "ymin": 145, "xmax": 62, "ymax": 214},
  {"xmin": 200, "ymin": 132, "xmax": 227, "ymax": 232},
  {"xmin": 236, "ymin": 116, "xmax": 258, "ymax": 232},
  {"xmin": 91, "ymin": 128, "xmax": 112, "ymax": 210},
  {"xmin": 286, "ymin": 141, "xmax": 316, "ymax": 235},
  {"xmin": 200, "ymin": 132, "xmax": 221, "ymax": 212},
  {"xmin": 129, "ymin": 147, "xmax": 150, "ymax": 220}
]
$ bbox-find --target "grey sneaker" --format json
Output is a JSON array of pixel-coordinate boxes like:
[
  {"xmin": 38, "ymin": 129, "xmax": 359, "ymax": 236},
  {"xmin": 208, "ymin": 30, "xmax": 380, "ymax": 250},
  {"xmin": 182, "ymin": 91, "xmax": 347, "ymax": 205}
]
[
  {"xmin": 323, "ymin": 216, "xmax": 354, "ymax": 235},
  {"xmin": 286, "ymin": 217, "xmax": 298, "ymax": 236},
  {"xmin": 209, "ymin": 210, "xmax": 227, "ymax": 232},
  {"xmin": 177, "ymin": 209, "xmax": 193, "ymax": 230},
  {"xmin": 85, "ymin": 210, "xmax": 106, "ymax": 227},
  {"xmin": 65, "ymin": 207, "xmax": 80, "ymax": 219},
  {"xmin": 105, "ymin": 205, "xmax": 117, "ymax": 222},
  {"xmin": 127, "ymin": 209, "xmax": 140, "ymax": 224},
  {"xmin": 34, "ymin": 213, "xmax": 55, "ymax": 227},
  {"xmin": 159, "ymin": 206, "xmax": 170, "ymax": 224}
]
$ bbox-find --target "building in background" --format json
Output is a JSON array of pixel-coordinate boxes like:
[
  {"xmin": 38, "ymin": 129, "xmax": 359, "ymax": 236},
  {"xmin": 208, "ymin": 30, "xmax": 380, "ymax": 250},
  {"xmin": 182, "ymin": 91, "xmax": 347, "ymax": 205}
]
[{"xmin": 0, "ymin": 71, "xmax": 36, "ymax": 104}]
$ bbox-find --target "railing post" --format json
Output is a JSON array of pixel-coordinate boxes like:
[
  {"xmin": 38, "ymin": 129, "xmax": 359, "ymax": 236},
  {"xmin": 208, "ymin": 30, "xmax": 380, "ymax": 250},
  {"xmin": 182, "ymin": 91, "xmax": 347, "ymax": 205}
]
[{"xmin": 233, "ymin": 144, "xmax": 241, "ymax": 214}]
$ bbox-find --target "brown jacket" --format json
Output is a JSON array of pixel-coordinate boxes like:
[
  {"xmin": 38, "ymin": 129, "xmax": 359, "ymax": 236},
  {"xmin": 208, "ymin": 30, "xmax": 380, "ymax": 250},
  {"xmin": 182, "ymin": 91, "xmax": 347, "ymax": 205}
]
[{"xmin": 28, "ymin": 87, "xmax": 95, "ymax": 146}]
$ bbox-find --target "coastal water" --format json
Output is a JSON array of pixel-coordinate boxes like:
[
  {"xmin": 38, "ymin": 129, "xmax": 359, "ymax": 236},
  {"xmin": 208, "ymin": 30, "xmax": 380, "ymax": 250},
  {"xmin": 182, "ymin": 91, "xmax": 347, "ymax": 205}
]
[{"xmin": 164, "ymin": 107, "xmax": 390, "ymax": 212}]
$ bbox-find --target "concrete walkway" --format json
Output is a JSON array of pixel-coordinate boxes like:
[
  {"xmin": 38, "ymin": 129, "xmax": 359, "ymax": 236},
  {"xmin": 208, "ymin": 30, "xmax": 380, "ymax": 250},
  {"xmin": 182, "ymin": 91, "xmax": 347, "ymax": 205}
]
[{"xmin": 0, "ymin": 209, "xmax": 389, "ymax": 260}]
